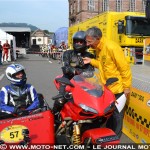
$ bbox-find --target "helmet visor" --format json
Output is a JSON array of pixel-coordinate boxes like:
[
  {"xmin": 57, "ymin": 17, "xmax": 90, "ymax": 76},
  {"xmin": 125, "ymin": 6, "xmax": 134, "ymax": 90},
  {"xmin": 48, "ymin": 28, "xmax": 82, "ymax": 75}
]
[
  {"xmin": 12, "ymin": 70, "xmax": 25, "ymax": 80},
  {"xmin": 74, "ymin": 39, "xmax": 85, "ymax": 45}
]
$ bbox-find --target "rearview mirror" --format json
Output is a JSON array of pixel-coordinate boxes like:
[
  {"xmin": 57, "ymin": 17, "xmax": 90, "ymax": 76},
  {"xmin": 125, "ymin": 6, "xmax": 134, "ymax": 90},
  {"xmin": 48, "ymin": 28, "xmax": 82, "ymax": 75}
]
[{"xmin": 118, "ymin": 20, "xmax": 124, "ymax": 34}]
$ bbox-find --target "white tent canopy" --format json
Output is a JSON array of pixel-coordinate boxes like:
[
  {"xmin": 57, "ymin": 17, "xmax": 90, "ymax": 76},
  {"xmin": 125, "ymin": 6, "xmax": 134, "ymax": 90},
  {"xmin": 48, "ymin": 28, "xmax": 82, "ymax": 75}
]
[{"xmin": 0, "ymin": 29, "xmax": 13, "ymax": 43}]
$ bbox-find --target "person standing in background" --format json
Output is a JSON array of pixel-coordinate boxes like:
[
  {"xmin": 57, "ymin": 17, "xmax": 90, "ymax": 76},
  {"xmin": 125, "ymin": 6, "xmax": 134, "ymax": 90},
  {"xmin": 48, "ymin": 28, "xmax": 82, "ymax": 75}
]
[
  {"xmin": 3, "ymin": 40, "xmax": 10, "ymax": 62},
  {"xmin": 0, "ymin": 41, "xmax": 3, "ymax": 65}
]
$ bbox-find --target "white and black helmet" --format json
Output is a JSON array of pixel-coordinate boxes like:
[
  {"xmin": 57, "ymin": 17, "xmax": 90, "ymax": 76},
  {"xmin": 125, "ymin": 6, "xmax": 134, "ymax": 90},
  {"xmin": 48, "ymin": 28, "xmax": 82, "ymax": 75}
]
[{"xmin": 5, "ymin": 64, "xmax": 27, "ymax": 86}]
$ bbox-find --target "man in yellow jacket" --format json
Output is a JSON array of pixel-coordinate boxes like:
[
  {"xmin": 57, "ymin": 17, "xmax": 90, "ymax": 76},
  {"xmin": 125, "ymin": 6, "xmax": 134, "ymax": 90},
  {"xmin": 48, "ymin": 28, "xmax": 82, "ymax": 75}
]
[{"xmin": 83, "ymin": 26, "xmax": 132, "ymax": 138}]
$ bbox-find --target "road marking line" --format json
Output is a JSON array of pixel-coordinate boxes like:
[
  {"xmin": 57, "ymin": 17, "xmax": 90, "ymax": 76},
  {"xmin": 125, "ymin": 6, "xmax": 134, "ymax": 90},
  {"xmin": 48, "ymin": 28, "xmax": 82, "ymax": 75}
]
[
  {"xmin": 49, "ymin": 61, "xmax": 52, "ymax": 63},
  {"xmin": 0, "ymin": 74, "xmax": 4, "ymax": 81}
]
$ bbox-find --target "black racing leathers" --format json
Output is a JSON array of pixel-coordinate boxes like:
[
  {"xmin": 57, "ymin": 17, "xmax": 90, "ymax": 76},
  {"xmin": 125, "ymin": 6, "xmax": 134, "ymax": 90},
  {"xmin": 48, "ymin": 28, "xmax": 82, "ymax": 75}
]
[{"xmin": 62, "ymin": 50, "xmax": 95, "ymax": 79}]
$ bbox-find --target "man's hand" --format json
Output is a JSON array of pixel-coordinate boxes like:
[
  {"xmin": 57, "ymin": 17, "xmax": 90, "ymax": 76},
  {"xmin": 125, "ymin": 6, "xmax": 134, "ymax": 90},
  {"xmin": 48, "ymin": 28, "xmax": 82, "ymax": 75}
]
[
  {"xmin": 124, "ymin": 88, "xmax": 130, "ymax": 98},
  {"xmin": 13, "ymin": 107, "xmax": 29, "ymax": 116},
  {"xmin": 82, "ymin": 57, "xmax": 91, "ymax": 64},
  {"xmin": 13, "ymin": 107, "xmax": 23, "ymax": 115}
]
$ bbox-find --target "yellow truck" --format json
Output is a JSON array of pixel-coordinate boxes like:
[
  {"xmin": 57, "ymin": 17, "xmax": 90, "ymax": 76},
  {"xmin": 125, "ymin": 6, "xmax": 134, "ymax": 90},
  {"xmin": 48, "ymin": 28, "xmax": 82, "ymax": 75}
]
[{"xmin": 68, "ymin": 11, "xmax": 150, "ymax": 64}]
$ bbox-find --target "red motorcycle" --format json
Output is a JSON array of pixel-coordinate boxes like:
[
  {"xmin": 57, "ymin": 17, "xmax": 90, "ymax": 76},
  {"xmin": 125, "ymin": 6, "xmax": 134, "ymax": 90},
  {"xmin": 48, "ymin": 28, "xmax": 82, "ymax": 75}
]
[{"xmin": 53, "ymin": 72, "xmax": 120, "ymax": 148}]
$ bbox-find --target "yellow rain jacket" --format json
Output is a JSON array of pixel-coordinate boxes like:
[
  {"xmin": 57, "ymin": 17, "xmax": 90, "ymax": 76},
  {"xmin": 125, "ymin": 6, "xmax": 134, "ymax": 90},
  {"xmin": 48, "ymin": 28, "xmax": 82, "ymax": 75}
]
[{"xmin": 90, "ymin": 37, "xmax": 132, "ymax": 94}]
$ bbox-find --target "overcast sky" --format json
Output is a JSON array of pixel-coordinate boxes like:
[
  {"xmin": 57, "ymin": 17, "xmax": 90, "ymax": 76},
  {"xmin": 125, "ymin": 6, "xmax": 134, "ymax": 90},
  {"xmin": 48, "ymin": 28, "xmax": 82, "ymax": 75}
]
[{"xmin": 0, "ymin": 0, "xmax": 69, "ymax": 32}]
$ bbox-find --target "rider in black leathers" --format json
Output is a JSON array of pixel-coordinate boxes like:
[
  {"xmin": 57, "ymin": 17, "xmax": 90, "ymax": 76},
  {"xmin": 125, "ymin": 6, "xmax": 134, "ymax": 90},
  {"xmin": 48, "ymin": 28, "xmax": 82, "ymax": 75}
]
[{"xmin": 52, "ymin": 31, "xmax": 95, "ymax": 113}]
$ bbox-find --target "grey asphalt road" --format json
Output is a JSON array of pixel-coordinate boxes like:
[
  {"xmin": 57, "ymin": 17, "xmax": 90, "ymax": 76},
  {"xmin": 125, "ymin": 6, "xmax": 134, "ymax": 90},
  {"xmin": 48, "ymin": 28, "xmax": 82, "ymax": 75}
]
[{"xmin": 0, "ymin": 54, "xmax": 134, "ymax": 143}]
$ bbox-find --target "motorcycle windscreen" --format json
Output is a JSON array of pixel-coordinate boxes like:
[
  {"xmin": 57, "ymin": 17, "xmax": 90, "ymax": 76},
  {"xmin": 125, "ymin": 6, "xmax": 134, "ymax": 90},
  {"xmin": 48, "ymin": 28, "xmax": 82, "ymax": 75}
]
[{"xmin": 73, "ymin": 73, "xmax": 104, "ymax": 97}]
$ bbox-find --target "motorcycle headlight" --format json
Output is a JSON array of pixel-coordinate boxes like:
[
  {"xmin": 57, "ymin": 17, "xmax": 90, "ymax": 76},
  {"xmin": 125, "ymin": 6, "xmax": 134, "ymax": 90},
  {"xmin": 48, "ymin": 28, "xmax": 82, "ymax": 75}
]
[{"xmin": 79, "ymin": 104, "xmax": 98, "ymax": 114}]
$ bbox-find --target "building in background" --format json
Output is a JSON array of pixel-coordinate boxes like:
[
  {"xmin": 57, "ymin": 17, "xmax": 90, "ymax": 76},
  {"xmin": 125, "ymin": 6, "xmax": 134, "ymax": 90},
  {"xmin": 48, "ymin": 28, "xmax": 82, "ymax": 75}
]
[
  {"xmin": 52, "ymin": 27, "xmax": 68, "ymax": 47},
  {"xmin": 31, "ymin": 29, "xmax": 54, "ymax": 46},
  {"xmin": 68, "ymin": 0, "xmax": 146, "ymax": 26}
]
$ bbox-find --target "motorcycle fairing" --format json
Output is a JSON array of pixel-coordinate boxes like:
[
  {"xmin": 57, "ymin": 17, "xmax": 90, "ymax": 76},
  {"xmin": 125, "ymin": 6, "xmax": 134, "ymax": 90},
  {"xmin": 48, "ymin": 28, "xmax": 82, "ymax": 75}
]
[
  {"xmin": 60, "ymin": 101, "xmax": 94, "ymax": 121},
  {"xmin": 70, "ymin": 77, "xmax": 116, "ymax": 116}
]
